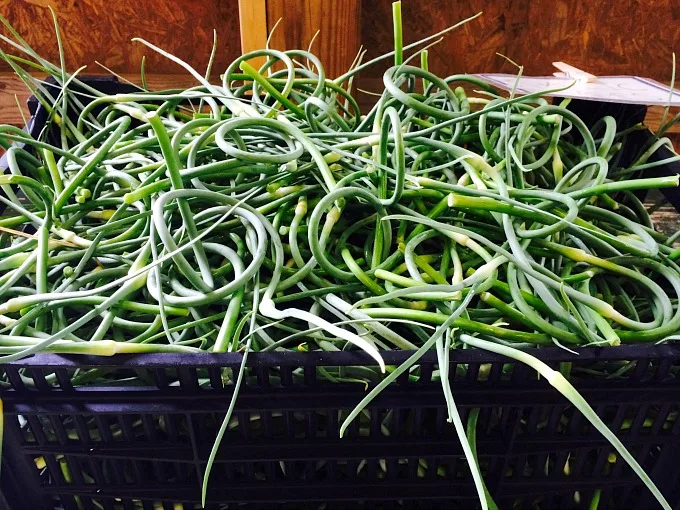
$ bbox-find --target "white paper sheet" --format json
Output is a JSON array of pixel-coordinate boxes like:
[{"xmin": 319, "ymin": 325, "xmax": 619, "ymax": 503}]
[{"xmin": 473, "ymin": 74, "xmax": 680, "ymax": 106}]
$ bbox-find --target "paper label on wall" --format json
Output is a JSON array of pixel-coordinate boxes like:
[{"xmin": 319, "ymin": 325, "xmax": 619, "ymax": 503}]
[{"xmin": 474, "ymin": 74, "xmax": 680, "ymax": 106}]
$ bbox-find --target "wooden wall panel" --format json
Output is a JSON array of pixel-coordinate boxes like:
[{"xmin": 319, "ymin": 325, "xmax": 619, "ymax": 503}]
[
  {"xmin": 0, "ymin": 0, "xmax": 677, "ymax": 142},
  {"xmin": 1, "ymin": 1, "xmax": 677, "ymax": 84},
  {"xmin": 0, "ymin": 0, "xmax": 242, "ymax": 76},
  {"xmin": 265, "ymin": 0, "xmax": 361, "ymax": 78},
  {"xmin": 360, "ymin": 0, "xmax": 680, "ymax": 83}
]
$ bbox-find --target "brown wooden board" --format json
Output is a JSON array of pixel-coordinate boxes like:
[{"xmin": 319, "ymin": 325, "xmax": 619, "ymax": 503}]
[
  {"xmin": 360, "ymin": 0, "xmax": 680, "ymax": 82},
  {"xmin": 0, "ymin": 0, "xmax": 242, "ymax": 75},
  {"xmin": 265, "ymin": 0, "xmax": 361, "ymax": 79}
]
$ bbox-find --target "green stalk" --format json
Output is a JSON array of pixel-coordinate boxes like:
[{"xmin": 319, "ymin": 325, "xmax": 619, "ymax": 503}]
[{"xmin": 459, "ymin": 334, "xmax": 671, "ymax": 510}]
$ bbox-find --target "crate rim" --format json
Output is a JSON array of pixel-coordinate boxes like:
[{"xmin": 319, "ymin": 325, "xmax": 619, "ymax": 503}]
[{"xmin": 4, "ymin": 343, "xmax": 680, "ymax": 369}]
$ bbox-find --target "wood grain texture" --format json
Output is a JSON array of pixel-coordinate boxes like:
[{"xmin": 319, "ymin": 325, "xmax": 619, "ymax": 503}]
[
  {"xmin": 360, "ymin": 0, "xmax": 680, "ymax": 81},
  {"xmin": 238, "ymin": 0, "xmax": 267, "ymax": 67},
  {"xmin": 265, "ymin": 0, "xmax": 361, "ymax": 78},
  {"xmin": 0, "ymin": 0, "xmax": 242, "ymax": 75},
  {"xmin": 645, "ymin": 106, "xmax": 680, "ymax": 136},
  {"xmin": 2, "ymin": 1, "xmax": 676, "ymax": 87}
]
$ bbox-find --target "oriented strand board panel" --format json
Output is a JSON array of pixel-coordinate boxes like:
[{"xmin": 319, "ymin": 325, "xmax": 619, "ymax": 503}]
[
  {"xmin": 360, "ymin": 0, "xmax": 680, "ymax": 81},
  {"xmin": 0, "ymin": 0, "xmax": 242, "ymax": 76},
  {"xmin": 357, "ymin": 0, "xmax": 680, "ymax": 133},
  {"xmin": 266, "ymin": 0, "xmax": 361, "ymax": 79}
]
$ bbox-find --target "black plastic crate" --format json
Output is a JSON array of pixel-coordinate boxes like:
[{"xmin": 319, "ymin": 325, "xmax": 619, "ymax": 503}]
[
  {"xmin": 2, "ymin": 348, "xmax": 680, "ymax": 510},
  {"xmin": 1, "ymin": 78, "xmax": 680, "ymax": 510}
]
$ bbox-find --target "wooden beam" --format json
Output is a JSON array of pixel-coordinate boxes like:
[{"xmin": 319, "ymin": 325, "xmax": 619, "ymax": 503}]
[
  {"xmin": 238, "ymin": 0, "xmax": 268, "ymax": 67},
  {"xmin": 265, "ymin": 0, "xmax": 361, "ymax": 79}
]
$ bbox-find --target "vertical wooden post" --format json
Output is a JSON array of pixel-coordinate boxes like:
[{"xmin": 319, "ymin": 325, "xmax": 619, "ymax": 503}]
[
  {"xmin": 238, "ymin": 0, "xmax": 268, "ymax": 67},
  {"xmin": 238, "ymin": 0, "xmax": 362, "ymax": 79}
]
